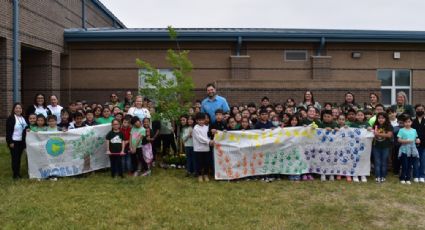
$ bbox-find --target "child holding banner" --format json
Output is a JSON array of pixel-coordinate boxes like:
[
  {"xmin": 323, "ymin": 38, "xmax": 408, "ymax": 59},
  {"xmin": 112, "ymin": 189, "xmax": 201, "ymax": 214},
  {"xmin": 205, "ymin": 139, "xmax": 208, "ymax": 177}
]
[
  {"xmin": 106, "ymin": 119, "xmax": 125, "ymax": 178},
  {"xmin": 193, "ymin": 112, "xmax": 214, "ymax": 182},
  {"xmin": 318, "ymin": 110, "xmax": 339, "ymax": 182},
  {"xmin": 301, "ymin": 107, "xmax": 319, "ymax": 181},
  {"xmin": 32, "ymin": 114, "xmax": 47, "ymax": 132},
  {"xmin": 46, "ymin": 115, "xmax": 60, "ymax": 131},
  {"xmin": 27, "ymin": 113, "xmax": 37, "ymax": 132},
  {"xmin": 286, "ymin": 115, "xmax": 301, "ymax": 181}
]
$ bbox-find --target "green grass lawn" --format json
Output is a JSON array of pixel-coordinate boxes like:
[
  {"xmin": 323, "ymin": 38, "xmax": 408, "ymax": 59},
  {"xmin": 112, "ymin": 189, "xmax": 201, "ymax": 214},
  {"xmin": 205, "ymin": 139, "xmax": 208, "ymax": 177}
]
[{"xmin": 1, "ymin": 144, "xmax": 425, "ymax": 229}]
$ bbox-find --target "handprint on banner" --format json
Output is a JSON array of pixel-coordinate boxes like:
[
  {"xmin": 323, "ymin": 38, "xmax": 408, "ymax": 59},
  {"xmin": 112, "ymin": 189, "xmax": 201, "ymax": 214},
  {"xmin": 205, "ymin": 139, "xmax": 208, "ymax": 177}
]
[{"xmin": 304, "ymin": 128, "xmax": 366, "ymax": 176}]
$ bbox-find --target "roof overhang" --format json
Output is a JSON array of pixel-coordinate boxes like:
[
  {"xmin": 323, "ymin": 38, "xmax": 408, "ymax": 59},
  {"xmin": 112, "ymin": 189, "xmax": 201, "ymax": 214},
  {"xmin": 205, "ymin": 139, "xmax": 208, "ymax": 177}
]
[{"xmin": 64, "ymin": 28, "xmax": 425, "ymax": 43}]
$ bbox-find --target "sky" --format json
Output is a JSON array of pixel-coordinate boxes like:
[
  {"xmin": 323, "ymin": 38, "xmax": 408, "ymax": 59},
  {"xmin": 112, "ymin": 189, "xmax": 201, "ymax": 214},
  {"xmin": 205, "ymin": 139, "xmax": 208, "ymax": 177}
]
[{"xmin": 100, "ymin": 0, "xmax": 425, "ymax": 31}]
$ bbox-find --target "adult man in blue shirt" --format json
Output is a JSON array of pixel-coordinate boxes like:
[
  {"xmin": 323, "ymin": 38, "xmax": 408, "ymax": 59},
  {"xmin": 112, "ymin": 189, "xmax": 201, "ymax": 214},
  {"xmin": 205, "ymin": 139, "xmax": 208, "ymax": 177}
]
[{"xmin": 201, "ymin": 83, "xmax": 230, "ymax": 123}]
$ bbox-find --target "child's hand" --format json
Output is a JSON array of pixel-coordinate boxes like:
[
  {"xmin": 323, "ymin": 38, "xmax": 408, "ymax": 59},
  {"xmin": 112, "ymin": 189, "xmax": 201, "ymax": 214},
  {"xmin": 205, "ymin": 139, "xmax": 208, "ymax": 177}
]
[
  {"xmin": 106, "ymin": 151, "xmax": 111, "ymax": 155},
  {"xmin": 211, "ymin": 129, "xmax": 217, "ymax": 135},
  {"xmin": 209, "ymin": 140, "xmax": 215, "ymax": 146},
  {"xmin": 367, "ymin": 127, "xmax": 373, "ymax": 132},
  {"xmin": 120, "ymin": 152, "xmax": 125, "ymax": 156},
  {"xmin": 325, "ymin": 127, "xmax": 332, "ymax": 131},
  {"xmin": 9, "ymin": 143, "xmax": 14, "ymax": 148},
  {"xmin": 416, "ymin": 138, "xmax": 421, "ymax": 144},
  {"xmin": 334, "ymin": 128, "xmax": 340, "ymax": 131}
]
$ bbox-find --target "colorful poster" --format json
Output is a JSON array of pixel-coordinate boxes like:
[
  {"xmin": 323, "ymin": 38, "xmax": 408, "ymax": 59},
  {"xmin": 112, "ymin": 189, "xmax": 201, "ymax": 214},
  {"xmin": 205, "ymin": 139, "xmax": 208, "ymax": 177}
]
[
  {"xmin": 214, "ymin": 127, "xmax": 374, "ymax": 180},
  {"xmin": 26, "ymin": 124, "xmax": 111, "ymax": 179}
]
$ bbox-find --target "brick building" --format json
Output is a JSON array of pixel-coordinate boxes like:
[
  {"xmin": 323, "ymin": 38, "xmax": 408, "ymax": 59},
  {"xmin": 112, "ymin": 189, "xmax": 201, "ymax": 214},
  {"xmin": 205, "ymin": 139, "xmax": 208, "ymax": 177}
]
[
  {"xmin": 2, "ymin": 0, "xmax": 425, "ymax": 135},
  {"xmin": 0, "ymin": 0, "xmax": 124, "ymax": 134}
]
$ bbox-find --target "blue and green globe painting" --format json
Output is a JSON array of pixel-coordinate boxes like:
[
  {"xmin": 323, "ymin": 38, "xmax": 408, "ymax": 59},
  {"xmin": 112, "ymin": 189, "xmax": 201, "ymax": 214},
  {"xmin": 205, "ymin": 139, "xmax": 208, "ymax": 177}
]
[{"xmin": 45, "ymin": 137, "xmax": 66, "ymax": 157}]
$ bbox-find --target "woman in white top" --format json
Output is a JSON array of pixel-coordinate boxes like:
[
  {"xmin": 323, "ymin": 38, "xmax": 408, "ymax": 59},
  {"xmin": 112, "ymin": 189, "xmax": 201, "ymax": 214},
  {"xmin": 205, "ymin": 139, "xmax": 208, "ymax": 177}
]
[
  {"xmin": 127, "ymin": 95, "xmax": 151, "ymax": 121},
  {"xmin": 47, "ymin": 95, "xmax": 63, "ymax": 124},
  {"xmin": 26, "ymin": 93, "xmax": 51, "ymax": 118},
  {"xmin": 6, "ymin": 103, "xmax": 28, "ymax": 179}
]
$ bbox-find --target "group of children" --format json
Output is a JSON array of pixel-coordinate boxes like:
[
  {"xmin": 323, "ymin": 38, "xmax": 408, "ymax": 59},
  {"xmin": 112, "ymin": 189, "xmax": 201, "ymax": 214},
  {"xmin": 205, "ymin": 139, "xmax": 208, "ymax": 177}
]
[
  {"xmin": 21, "ymin": 91, "xmax": 425, "ymax": 184},
  {"xmin": 179, "ymin": 95, "xmax": 425, "ymax": 184},
  {"xmin": 105, "ymin": 116, "xmax": 153, "ymax": 178}
]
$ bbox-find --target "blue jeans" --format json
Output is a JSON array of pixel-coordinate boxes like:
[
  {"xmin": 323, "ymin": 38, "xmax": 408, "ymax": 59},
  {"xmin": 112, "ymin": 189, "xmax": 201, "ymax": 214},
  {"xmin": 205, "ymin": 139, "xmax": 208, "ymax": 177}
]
[
  {"xmin": 373, "ymin": 147, "xmax": 390, "ymax": 178},
  {"xmin": 121, "ymin": 152, "xmax": 132, "ymax": 173},
  {"xmin": 400, "ymin": 154, "xmax": 418, "ymax": 181},
  {"xmin": 185, "ymin": 146, "xmax": 194, "ymax": 174},
  {"xmin": 415, "ymin": 147, "xmax": 425, "ymax": 179}
]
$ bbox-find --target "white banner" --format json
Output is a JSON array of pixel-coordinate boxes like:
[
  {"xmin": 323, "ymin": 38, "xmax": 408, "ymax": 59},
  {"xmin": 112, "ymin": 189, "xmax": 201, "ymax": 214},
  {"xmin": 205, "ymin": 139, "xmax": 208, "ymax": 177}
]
[
  {"xmin": 214, "ymin": 127, "xmax": 374, "ymax": 180},
  {"xmin": 26, "ymin": 124, "xmax": 111, "ymax": 179}
]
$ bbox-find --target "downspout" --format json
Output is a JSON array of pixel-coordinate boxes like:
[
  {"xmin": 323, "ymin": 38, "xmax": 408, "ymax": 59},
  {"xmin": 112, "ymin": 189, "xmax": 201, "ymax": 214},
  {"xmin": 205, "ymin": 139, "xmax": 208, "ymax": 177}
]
[
  {"xmin": 82, "ymin": 0, "xmax": 87, "ymax": 29},
  {"xmin": 316, "ymin": 37, "xmax": 326, "ymax": 56},
  {"xmin": 236, "ymin": 36, "xmax": 242, "ymax": 56},
  {"xmin": 12, "ymin": 0, "xmax": 20, "ymax": 103}
]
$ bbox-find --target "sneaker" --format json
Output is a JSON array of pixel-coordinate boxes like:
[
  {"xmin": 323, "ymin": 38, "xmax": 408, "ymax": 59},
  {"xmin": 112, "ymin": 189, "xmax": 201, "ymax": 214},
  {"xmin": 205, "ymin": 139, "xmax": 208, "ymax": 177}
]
[
  {"xmin": 308, "ymin": 175, "xmax": 314, "ymax": 181},
  {"xmin": 361, "ymin": 176, "xmax": 367, "ymax": 183},
  {"xmin": 203, "ymin": 175, "xmax": 210, "ymax": 182},
  {"xmin": 353, "ymin": 176, "xmax": 360, "ymax": 182},
  {"xmin": 400, "ymin": 180, "xmax": 406, "ymax": 184},
  {"xmin": 414, "ymin": 178, "xmax": 419, "ymax": 183},
  {"xmin": 329, "ymin": 175, "xmax": 335, "ymax": 181},
  {"xmin": 142, "ymin": 170, "xmax": 151, "ymax": 176},
  {"xmin": 302, "ymin": 175, "xmax": 308, "ymax": 181},
  {"xmin": 406, "ymin": 181, "xmax": 411, "ymax": 185},
  {"xmin": 320, "ymin": 174, "xmax": 326, "ymax": 181},
  {"xmin": 381, "ymin": 177, "xmax": 386, "ymax": 182},
  {"xmin": 346, "ymin": 176, "xmax": 352, "ymax": 182},
  {"xmin": 198, "ymin": 176, "xmax": 204, "ymax": 182},
  {"xmin": 134, "ymin": 170, "xmax": 141, "ymax": 177},
  {"xmin": 420, "ymin": 178, "xmax": 425, "ymax": 183},
  {"xmin": 336, "ymin": 175, "xmax": 342, "ymax": 180},
  {"xmin": 375, "ymin": 178, "xmax": 380, "ymax": 183}
]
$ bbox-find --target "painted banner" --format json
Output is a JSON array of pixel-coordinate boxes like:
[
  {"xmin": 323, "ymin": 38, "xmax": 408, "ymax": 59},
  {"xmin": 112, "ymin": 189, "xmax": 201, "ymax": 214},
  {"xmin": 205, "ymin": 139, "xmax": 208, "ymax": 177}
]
[
  {"xmin": 26, "ymin": 124, "xmax": 111, "ymax": 179},
  {"xmin": 214, "ymin": 126, "xmax": 374, "ymax": 180}
]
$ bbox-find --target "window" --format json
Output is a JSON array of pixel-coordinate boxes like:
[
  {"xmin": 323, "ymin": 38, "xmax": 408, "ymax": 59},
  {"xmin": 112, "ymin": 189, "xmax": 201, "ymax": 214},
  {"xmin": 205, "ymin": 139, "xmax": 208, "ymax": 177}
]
[
  {"xmin": 138, "ymin": 68, "xmax": 176, "ymax": 89},
  {"xmin": 284, "ymin": 50, "xmax": 308, "ymax": 61},
  {"xmin": 377, "ymin": 69, "xmax": 411, "ymax": 106}
]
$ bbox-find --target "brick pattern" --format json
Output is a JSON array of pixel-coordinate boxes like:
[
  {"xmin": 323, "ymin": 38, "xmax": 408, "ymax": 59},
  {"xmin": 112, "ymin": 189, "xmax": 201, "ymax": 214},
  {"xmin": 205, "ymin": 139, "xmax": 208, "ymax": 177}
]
[
  {"xmin": 0, "ymin": 38, "xmax": 14, "ymax": 134},
  {"xmin": 212, "ymin": 89, "xmax": 381, "ymax": 107},
  {"xmin": 311, "ymin": 56, "xmax": 332, "ymax": 79},
  {"xmin": 230, "ymin": 55, "xmax": 250, "ymax": 79},
  {"xmin": 0, "ymin": 0, "xmax": 118, "ymax": 135}
]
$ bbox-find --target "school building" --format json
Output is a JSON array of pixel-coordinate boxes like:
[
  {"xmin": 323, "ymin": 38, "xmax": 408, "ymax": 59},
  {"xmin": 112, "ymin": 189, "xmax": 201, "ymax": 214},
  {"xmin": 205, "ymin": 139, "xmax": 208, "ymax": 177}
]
[{"xmin": 2, "ymin": 0, "xmax": 425, "ymax": 135}]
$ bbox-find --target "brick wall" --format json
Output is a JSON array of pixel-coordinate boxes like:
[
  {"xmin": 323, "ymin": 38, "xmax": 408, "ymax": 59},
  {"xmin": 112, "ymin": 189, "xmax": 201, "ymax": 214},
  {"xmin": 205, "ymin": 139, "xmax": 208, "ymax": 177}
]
[{"xmin": 0, "ymin": 0, "xmax": 120, "ymax": 135}]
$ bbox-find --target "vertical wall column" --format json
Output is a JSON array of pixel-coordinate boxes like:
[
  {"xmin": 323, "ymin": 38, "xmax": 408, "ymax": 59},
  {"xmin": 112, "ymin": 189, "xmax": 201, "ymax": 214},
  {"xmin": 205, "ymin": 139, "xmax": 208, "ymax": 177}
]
[
  {"xmin": 0, "ymin": 38, "xmax": 15, "ymax": 134},
  {"xmin": 311, "ymin": 56, "xmax": 332, "ymax": 79},
  {"xmin": 230, "ymin": 55, "xmax": 251, "ymax": 79}
]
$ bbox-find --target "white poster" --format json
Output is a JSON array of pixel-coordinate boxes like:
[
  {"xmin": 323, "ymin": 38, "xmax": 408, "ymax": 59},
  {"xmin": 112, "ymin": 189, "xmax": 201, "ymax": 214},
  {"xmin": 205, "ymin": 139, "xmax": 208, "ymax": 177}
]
[
  {"xmin": 214, "ymin": 127, "xmax": 374, "ymax": 180},
  {"xmin": 26, "ymin": 124, "xmax": 112, "ymax": 179}
]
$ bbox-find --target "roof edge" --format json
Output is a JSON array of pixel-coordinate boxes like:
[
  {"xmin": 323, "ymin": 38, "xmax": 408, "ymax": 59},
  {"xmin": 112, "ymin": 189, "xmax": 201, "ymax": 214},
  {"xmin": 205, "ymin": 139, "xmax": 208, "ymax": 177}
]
[{"xmin": 91, "ymin": 0, "xmax": 126, "ymax": 29}]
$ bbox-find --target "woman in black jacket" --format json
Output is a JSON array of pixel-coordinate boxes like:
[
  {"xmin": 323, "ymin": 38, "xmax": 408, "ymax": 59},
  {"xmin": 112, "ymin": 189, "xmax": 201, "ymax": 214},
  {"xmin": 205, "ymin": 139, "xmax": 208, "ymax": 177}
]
[
  {"xmin": 6, "ymin": 103, "xmax": 28, "ymax": 179},
  {"xmin": 26, "ymin": 93, "xmax": 51, "ymax": 119}
]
